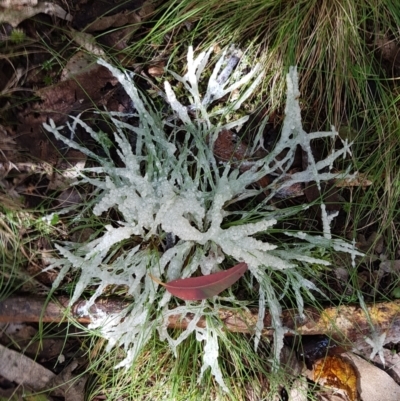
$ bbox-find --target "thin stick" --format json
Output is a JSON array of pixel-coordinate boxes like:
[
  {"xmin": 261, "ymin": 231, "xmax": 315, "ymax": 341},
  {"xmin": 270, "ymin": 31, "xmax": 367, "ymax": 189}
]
[{"xmin": 1, "ymin": 296, "xmax": 399, "ymax": 350}]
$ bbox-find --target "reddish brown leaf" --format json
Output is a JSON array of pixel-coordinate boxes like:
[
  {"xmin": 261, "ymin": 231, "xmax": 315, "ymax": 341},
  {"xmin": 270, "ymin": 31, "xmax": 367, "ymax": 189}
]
[{"xmin": 151, "ymin": 262, "xmax": 248, "ymax": 300}]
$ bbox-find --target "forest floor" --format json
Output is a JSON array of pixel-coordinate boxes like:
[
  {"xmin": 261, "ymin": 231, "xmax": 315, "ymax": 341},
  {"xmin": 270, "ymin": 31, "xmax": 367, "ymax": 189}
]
[{"xmin": 1, "ymin": 1, "xmax": 400, "ymax": 400}]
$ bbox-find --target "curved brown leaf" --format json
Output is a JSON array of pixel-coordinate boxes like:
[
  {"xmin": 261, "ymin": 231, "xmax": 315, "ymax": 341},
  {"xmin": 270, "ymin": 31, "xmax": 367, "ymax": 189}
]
[{"xmin": 151, "ymin": 262, "xmax": 248, "ymax": 301}]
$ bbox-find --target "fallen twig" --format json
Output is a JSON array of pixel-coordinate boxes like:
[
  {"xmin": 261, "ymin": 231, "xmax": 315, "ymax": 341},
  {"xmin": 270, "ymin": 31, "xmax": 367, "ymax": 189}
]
[{"xmin": 1, "ymin": 295, "xmax": 400, "ymax": 352}]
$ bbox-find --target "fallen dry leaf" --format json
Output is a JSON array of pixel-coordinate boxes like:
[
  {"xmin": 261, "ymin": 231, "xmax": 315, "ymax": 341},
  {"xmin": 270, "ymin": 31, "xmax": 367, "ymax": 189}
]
[
  {"xmin": 67, "ymin": 28, "xmax": 105, "ymax": 57},
  {"xmin": 213, "ymin": 129, "xmax": 253, "ymax": 166},
  {"xmin": 371, "ymin": 348, "xmax": 400, "ymax": 383},
  {"xmin": 84, "ymin": 9, "xmax": 141, "ymax": 32},
  {"xmin": 345, "ymin": 352, "xmax": 400, "ymax": 401},
  {"xmin": 0, "ymin": 343, "xmax": 87, "ymax": 401},
  {"xmin": 47, "ymin": 359, "xmax": 88, "ymax": 401},
  {"xmin": 310, "ymin": 355, "xmax": 358, "ymax": 401},
  {"xmin": 147, "ymin": 64, "xmax": 165, "ymax": 77},
  {"xmin": 0, "ymin": 1, "xmax": 72, "ymax": 27},
  {"xmin": 17, "ymin": 63, "xmax": 118, "ymax": 160},
  {"xmin": 0, "ymin": 343, "xmax": 56, "ymax": 390},
  {"xmin": 151, "ymin": 262, "xmax": 248, "ymax": 300},
  {"xmin": 334, "ymin": 172, "xmax": 372, "ymax": 189},
  {"xmin": 61, "ymin": 51, "xmax": 96, "ymax": 82},
  {"xmin": 0, "ymin": 0, "xmax": 37, "ymax": 6}
]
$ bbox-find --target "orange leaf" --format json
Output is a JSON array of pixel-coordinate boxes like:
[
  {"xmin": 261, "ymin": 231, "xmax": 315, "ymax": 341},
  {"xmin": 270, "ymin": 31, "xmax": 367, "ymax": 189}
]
[
  {"xmin": 312, "ymin": 355, "xmax": 359, "ymax": 401},
  {"xmin": 151, "ymin": 262, "xmax": 248, "ymax": 300}
]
